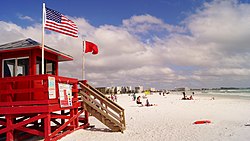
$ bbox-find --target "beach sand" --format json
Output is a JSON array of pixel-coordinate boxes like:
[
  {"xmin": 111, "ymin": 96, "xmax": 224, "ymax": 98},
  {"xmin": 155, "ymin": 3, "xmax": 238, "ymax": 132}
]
[{"xmin": 59, "ymin": 92, "xmax": 250, "ymax": 141}]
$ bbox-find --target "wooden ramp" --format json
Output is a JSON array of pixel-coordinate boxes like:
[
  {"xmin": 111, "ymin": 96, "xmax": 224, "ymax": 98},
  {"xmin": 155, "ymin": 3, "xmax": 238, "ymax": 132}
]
[{"xmin": 78, "ymin": 82, "xmax": 126, "ymax": 132}]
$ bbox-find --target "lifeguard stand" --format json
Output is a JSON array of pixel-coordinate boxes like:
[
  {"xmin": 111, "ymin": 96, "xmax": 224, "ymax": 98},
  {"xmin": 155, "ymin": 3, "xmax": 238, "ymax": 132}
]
[
  {"xmin": 0, "ymin": 38, "xmax": 126, "ymax": 141},
  {"xmin": 0, "ymin": 38, "xmax": 89, "ymax": 141}
]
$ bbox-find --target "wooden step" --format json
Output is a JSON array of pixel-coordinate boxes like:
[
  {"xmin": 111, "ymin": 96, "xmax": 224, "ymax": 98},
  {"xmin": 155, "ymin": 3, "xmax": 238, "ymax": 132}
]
[
  {"xmin": 86, "ymin": 103, "xmax": 123, "ymax": 131},
  {"xmin": 78, "ymin": 82, "xmax": 126, "ymax": 132}
]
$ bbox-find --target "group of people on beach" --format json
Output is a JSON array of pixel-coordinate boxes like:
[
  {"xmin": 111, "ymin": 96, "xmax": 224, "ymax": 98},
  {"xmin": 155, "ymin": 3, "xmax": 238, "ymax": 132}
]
[
  {"xmin": 136, "ymin": 96, "xmax": 155, "ymax": 106},
  {"xmin": 159, "ymin": 91, "xmax": 170, "ymax": 96},
  {"xmin": 182, "ymin": 92, "xmax": 194, "ymax": 100},
  {"xmin": 133, "ymin": 93, "xmax": 156, "ymax": 107}
]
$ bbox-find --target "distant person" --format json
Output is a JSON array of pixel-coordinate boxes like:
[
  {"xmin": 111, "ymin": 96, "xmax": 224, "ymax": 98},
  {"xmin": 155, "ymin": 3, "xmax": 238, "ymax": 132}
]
[
  {"xmin": 145, "ymin": 99, "xmax": 153, "ymax": 106},
  {"xmin": 145, "ymin": 98, "xmax": 157, "ymax": 106},
  {"xmin": 181, "ymin": 92, "xmax": 194, "ymax": 100},
  {"xmin": 114, "ymin": 94, "xmax": 117, "ymax": 102},
  {"xmin": 182, "ymin": 92, "xmax": 187, "ymax": 100},
  {"xmin": 111, "ymin": 94, "xmax": 114, "ymax": 101},
  {"xmin": 189, "ymin": 95, "xmax": 194, "ymax": 100},
  {"xmin": 136, "ymin": 96, "xmax": 143, "ymax": 106},
  {"xmin": 132, "ymin": 93, "xmax": 136, "ymax": 101}
]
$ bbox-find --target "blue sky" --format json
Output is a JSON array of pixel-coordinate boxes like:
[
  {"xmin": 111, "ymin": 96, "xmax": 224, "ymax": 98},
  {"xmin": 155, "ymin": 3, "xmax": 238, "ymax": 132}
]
[
  {"xmin": 1, "ymin": 0, "xmax": 250, "ymax": 89},
  {"xmin": 1, "ymin": 0, "xmax": 209, "ymax": 26}
]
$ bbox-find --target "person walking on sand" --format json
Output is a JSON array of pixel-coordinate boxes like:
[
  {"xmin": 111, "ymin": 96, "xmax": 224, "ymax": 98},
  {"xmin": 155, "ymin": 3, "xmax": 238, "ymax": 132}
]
[
  {"xmin": 111, "ymin": 94, "xmax": 114, "ymax": 101},
  {"xmin": 132, "ymin": 93, "xmax": 136, "ymax": 101},
  {"xmin": 114, "ymin": 94, "xmax": 117, "ymax": 102}
]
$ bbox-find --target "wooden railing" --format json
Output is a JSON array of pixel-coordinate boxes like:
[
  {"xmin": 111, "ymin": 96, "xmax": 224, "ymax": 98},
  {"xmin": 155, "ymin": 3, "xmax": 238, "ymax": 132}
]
[{"xmin": 78, "ymin": 82, "xmax": 126, "ymax": 132}]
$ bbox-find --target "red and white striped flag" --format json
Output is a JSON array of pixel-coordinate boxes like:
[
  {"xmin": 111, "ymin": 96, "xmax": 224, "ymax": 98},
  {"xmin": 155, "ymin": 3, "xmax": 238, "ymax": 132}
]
[{"xmin": 45, "ymin": 7, "xmax": 78, "ymax": 38}]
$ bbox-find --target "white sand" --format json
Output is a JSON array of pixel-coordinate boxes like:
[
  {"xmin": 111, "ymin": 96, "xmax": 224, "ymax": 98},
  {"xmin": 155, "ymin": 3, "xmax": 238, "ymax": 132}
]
[{"xmin": 59, "ymin": 92, "xmax": 250, "ymax": 141}]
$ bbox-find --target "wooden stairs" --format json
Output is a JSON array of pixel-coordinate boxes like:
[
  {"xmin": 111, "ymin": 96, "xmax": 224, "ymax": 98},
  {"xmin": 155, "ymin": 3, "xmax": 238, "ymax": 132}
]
[{"xmin": 78, "ymin": 82, "xmax": 126, "ymax": 132}]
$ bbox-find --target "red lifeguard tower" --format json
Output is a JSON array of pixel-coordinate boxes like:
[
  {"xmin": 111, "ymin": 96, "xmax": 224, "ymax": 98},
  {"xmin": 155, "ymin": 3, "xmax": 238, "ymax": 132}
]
[{"xmin": 0, "ymin": 38, "xmax": 125, "ymax": 141}]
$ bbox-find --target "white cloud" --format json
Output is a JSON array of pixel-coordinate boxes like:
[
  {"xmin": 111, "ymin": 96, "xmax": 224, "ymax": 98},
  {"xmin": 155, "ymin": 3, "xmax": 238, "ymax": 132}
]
[
  {"xmin": 199, "ymin": 68, "xmax": 250, "ymax": 76},
  {"xmin": 1, "ymin": 0, "xmax": 250, "ymax": 89},
  {"xmin": 17, "ymin": 14, "xmax": 34, "ymax": 21},
  {"xmin": 186, "ymin": 0, "xmax": 250, "ymax": 46},
  {"xmin": 122, "ymin": 14, "xmax": 185, "ymax": 34}
]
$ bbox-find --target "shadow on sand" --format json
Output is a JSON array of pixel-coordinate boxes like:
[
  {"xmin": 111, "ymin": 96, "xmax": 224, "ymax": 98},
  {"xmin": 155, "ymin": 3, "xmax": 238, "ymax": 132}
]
[{"xmin": 85, "ymin": 126, "xmax": 112, "ymax": 132}]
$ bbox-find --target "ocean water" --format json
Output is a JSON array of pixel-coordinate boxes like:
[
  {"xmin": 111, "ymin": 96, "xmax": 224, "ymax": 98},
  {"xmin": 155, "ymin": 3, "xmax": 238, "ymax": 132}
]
[{"xmin": 201, "ymin": 88, "xmax": 250, "ymax": 99}]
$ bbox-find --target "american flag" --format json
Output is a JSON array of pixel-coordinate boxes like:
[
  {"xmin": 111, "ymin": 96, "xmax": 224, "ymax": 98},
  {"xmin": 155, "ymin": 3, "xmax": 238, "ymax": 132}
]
[{"xmin": 45, "ymin": 7, "xmax": 78, "ymax": 38}]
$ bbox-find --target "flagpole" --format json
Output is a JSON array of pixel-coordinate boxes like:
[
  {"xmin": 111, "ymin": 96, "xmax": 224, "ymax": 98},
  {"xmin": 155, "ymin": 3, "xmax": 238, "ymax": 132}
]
[
  {"xmin": 82, "ymin": 40, "xmax": 86, "ymax": 80},
  {"xmin": 42, "ymin": 3, "xmax": 45, "ymax": 74}
]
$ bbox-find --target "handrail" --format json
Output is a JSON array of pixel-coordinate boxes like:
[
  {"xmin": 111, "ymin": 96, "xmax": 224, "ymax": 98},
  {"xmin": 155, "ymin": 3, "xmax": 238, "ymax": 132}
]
[
  {"xmin": 80, "ymin": 92, "xmax": 122, "ymax": 125},
  {"xmin": 79, "ymin": 82, "xmax": 123, "ymax": 113},
  {"xmin": 82, "ymin": 82, "xmax": 124, "ymax": 110},
  {"xmin": 78, "ymin": 82, "xmax": 125, "ymax": 132}
]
